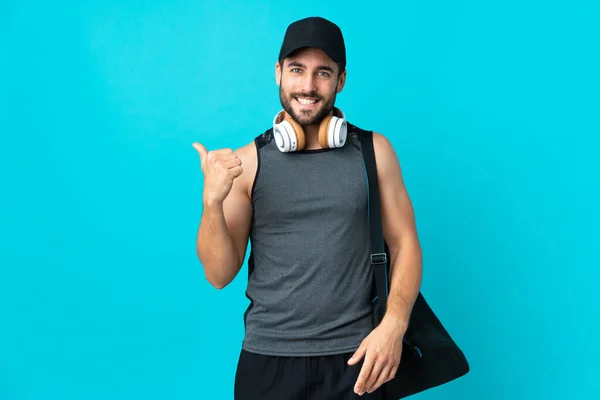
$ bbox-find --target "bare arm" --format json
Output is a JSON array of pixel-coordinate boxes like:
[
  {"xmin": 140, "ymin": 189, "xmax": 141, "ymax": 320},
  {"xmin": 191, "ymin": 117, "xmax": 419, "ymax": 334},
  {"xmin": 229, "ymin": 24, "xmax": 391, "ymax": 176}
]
[
  {"xmin": 195, "ymin": 142, "xmax": 256, "ymax": 289},
  {"xmin": 373, "ymin": 132, "xmax": 423, "ymax": 334},
  {"xmin": 346, "ymin": 132, "xmax": 424, "ymax": 394}
]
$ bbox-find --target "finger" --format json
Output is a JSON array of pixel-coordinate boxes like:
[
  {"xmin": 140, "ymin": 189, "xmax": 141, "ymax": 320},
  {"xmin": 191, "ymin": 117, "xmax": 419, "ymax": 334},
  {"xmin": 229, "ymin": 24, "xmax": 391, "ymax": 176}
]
[
  {"xmin": 221, "ymin": 158, "xmax": 242, "ymax": 169},
  {"xmin": 192, "ymin": 142, "xmax": 208, "ymax": 163},
  {"xmin": 368, "ymin": 364, "xmax": 393, "ymax": 394},
  {"xmin": 363, "ymin": 359, "xmax": 385, "ymax": 394},
  {"xmin": 354, "ymin": 355, "xmax": 374, "ymax": 395},
  {"xmin": 229, "ymin": 166, "xmax": 243, "ymax": 178},
  {"xmin": 208, "ymin": 153, "xmax": 240, "ymax": 166},
  {"xmin": 389, "ymin": 364, "xmax": 398, "ymax": 382},
  {"xmin": 347, "ymin": 342, "xmax": 367, "ymax": 366},
  {"xmin": 211, "ymin": 148, "xmax": 236, "ymax": 156}
]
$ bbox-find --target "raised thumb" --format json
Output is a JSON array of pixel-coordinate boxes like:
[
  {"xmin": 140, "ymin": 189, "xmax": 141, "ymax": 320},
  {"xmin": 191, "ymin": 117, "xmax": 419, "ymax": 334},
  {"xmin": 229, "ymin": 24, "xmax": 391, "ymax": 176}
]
[{"xmin": 192, "ymin": 142, "xmax": 208, "ymax": 162}]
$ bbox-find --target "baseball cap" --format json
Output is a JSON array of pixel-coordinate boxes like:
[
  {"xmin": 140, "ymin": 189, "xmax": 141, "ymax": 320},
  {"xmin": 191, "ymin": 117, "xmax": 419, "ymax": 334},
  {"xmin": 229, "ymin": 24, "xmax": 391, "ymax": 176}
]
[{"xmin": 278, "ymin": 17, "xmax": 346, "ymax": 67}]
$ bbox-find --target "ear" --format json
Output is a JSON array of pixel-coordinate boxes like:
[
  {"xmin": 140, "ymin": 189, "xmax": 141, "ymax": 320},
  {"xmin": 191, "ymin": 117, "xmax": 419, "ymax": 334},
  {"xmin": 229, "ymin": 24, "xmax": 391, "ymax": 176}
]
[
  {"xmin": 336, "ymin": 69, "xmax": 347, "ymax": 93},
  {"xmin": 275, "ymin": 61, "xmax": 282, "ymax": 86}
]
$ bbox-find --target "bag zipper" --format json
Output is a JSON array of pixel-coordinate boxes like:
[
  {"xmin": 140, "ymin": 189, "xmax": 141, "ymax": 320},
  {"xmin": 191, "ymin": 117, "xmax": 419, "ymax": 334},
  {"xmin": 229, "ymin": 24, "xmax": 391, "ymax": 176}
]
[{"xmin": 403, "ymin": 338, "xmax": 422, "ymax": 358}]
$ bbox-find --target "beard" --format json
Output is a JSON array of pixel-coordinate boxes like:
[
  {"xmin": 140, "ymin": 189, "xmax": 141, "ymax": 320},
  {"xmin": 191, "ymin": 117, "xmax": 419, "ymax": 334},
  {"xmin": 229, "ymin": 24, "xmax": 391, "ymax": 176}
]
[{"xmin": 279, "ymin": 86, "xmax": 337, "ymax": 127}]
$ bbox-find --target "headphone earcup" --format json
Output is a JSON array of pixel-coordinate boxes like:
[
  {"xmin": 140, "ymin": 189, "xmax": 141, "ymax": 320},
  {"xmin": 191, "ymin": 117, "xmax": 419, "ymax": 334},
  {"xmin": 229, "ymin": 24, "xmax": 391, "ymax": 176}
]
[
  {"xmin": 273, "ymin": 111, "xmax": 305, "ymax": 152},
  {"xmin": 328, "ymin": 115, "xmax": 347, "ymax": 148},
  {"xmin": 319, "ymin": 115, "xmax": 347, "ymax": 149},
  {"xmin": 274, "ymin": 120, "xmax": 298, "ymax": 152},
  {"xmin": 318, "ymin": 115, "xmax": 333, "ymax": 148}
]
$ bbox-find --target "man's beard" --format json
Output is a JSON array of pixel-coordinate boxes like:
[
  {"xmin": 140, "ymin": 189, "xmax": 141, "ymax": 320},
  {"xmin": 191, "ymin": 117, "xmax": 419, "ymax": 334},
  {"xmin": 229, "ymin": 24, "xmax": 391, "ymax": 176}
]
[{"xmin": 279, "ymin": 87, "xmax": 336, "ymax": 127}]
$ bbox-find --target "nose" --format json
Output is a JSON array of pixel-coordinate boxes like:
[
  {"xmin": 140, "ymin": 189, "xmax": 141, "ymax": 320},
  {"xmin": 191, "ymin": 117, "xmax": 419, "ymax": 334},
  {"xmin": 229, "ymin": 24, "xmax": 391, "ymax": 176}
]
[{"xmin": 301, "ymin": 74, "xmax": 316, "ymax": 93}]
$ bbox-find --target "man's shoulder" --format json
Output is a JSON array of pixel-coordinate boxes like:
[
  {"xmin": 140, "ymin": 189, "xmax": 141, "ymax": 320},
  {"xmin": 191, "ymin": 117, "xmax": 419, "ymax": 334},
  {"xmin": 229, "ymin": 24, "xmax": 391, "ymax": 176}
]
[
  {"xmin": 347, "ymin": 122, "xmax": 391, "ymax": 150},
  {"xmin": 252, "ymin": 128, "xmax": 274, "ymax": 150},
  {"xmin": 234, "ymin": 140, "xmax": 256, "ymax": 157},
  {"xmin": 347, "ymin": 121, "xmax": 371, "ymax": 136},
  {"xmin": 228, "ymin": 139, "xmax": 257, "ymax": 198},
  {"xmin": 372, "ymin": 131, "xmax": 393, "ymax": 150},
  {"xmin": 347, "ymin": 122, "xmax": 391, "ymax": 147},
  {"xmin": 232, "ymin": 126, "xmax": 277, "ymax": 164},
  {"xmin": 347, "ymin": 122, "xmax": 399, "ymax": 175},
  {"xmin": 346, "ymin": 121, "xmax": 391, "ymax": 147}
]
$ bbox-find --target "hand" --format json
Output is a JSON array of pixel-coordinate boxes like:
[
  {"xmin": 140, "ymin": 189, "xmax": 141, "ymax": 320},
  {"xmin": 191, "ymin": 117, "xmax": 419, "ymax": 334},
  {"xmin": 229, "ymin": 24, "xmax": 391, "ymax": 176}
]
[
  {"xmin": 347, "ymin": 318, "xmax": 404, "ymax": 396},
  {"xmin": 193, "ymin": 142, "xmax": 243, "ymax": 205}
]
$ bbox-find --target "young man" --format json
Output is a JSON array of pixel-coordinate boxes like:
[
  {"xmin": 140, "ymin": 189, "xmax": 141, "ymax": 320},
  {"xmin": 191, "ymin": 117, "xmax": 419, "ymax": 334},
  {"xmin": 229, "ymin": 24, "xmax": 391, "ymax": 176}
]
[{"xmin": 193, "ymin": 16, "xmax": 423, "ymax": 399}]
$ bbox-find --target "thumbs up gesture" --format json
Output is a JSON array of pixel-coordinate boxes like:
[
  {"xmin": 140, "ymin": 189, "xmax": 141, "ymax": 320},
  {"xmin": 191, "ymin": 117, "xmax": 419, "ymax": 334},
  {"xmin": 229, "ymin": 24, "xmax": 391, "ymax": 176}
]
[{"xmin": 193, "ymin": 142, "xmax": 244, "ymax": 205}]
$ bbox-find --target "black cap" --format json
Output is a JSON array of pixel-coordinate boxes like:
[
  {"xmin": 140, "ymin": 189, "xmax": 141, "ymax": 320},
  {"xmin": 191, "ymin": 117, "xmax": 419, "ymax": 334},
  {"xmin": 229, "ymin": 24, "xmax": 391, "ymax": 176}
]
[{"xmin": 278, "ymin": 17, "xmax": 346, "ymax": 66}]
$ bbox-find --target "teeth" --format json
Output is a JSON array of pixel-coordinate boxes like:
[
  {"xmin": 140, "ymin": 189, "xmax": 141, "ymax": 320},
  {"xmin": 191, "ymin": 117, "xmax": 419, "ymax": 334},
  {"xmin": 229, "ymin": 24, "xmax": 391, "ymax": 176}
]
[{"xmin": 296, "ymin": 97, "xmax": 318, "ymax": 105}]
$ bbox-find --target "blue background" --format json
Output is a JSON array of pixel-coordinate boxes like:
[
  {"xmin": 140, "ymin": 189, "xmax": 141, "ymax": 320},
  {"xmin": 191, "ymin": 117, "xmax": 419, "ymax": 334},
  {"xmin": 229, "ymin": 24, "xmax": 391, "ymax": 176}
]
[{"xmin": 1, "ymin": 1, "xmax": 598, "ymax": 399}]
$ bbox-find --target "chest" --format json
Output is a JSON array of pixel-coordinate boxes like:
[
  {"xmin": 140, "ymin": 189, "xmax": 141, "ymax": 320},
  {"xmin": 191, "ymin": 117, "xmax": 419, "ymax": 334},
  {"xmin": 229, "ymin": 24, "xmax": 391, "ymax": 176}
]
[{"xmin": 251, "ymin": 148, "xmax": 368, "ymax": 225}]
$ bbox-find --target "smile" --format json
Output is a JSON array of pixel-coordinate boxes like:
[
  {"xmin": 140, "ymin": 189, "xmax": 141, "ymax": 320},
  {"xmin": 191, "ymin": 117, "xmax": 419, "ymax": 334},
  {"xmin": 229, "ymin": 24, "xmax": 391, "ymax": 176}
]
[{"xmin": 295, "ymin": 97, "xmax": 320, "ymax": 106}]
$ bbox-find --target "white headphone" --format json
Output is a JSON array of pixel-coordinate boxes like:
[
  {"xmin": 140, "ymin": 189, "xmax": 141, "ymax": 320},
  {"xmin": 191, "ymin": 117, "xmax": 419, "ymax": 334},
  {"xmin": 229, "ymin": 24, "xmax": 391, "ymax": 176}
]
[{"xmin": 272, "ymin": 107, "xmax": 348, "ymax": 152}]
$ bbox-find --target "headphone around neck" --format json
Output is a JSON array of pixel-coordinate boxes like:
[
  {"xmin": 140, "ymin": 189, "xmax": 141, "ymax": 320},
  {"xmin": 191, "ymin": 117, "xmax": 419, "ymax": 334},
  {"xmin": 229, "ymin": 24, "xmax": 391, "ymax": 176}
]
[{"xmin": 272, "ymin": 107, "xmax": 348, "ymax": 152}]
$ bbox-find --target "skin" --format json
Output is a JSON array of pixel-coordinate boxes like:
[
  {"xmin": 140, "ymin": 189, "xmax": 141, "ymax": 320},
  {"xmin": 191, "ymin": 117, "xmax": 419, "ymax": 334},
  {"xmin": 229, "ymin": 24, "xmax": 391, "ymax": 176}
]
[{"xmin": 193, "ymin": 47, "xmax": 422, "ymax": 397}]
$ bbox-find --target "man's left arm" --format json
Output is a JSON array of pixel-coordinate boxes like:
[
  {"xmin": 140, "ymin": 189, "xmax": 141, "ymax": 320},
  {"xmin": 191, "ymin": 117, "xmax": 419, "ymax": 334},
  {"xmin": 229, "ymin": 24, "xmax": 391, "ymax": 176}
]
[
  {"xmin": 349, "ymin": 132, "xmax": 423, "ymax": 396},
  {"xmin": 374, "ymin": 132, "xmax": 423, "ymax": 333}
]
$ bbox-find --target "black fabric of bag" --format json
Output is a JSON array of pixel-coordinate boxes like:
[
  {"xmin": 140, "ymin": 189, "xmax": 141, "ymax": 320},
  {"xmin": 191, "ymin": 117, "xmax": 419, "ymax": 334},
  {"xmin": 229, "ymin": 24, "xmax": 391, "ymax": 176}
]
[{"xmin": 356, "ymin": 126, "xmax": 470, "ymax": 399}]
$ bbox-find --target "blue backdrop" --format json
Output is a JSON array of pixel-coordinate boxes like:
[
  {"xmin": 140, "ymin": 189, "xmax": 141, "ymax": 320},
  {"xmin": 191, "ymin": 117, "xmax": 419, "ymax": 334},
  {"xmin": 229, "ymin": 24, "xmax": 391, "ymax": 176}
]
[{"xmin": 1, "ymin": 1, "xmax": 598, "ymax": 399}]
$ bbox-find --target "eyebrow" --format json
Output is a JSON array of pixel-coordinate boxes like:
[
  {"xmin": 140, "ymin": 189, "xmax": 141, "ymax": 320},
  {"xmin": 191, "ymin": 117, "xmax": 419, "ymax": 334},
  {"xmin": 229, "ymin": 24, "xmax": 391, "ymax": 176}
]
[{"xmin": 287, "ymin": 61, "xmax": 335, "ymax": 73}]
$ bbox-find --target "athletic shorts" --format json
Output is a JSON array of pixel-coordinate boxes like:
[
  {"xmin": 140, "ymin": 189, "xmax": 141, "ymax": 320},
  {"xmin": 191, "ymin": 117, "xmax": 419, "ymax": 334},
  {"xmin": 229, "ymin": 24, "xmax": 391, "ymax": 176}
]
[{"xmin": 234, "ymin": 349, "xmax": 385, "ymax": 399}]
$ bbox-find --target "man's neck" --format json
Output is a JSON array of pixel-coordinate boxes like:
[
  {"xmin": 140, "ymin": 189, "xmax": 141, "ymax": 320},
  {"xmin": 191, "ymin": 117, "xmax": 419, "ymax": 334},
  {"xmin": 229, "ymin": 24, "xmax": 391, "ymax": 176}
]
[
  {"xmin": 300, "ymin": 109, "xmax": 335, "ymax": 150},
  {"xmin": 301, "ymin": 124, "xmax": 323, "ymax": 150}
]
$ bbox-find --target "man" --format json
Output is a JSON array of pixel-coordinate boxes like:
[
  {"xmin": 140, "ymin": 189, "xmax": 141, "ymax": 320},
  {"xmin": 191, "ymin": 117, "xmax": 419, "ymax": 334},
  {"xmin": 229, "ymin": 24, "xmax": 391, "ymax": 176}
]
[{"xmin": 193, "ymin": 16, "xmax": 423, "ymax": 399}]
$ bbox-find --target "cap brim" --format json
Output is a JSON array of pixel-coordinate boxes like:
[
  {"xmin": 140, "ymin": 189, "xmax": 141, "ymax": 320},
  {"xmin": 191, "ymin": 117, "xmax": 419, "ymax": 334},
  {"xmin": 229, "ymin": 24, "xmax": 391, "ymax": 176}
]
[{"xmin": 280, "ymin": 41, "xmax": 343, "ymax": 63}]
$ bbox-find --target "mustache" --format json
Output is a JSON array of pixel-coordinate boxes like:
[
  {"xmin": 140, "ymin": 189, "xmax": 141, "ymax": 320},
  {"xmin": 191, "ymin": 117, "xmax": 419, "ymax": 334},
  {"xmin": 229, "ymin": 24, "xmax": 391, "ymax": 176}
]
[{"xmin": 290, "ymin": 92, "xmax": 322, "ymax": 100}]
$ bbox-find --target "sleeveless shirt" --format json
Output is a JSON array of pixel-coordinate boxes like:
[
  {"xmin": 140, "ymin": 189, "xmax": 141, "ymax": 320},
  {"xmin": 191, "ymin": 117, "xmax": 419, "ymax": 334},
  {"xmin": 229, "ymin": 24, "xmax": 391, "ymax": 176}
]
[{"xmin": 241, "ymin": 123, "xmax": 375, "ymax": 357}]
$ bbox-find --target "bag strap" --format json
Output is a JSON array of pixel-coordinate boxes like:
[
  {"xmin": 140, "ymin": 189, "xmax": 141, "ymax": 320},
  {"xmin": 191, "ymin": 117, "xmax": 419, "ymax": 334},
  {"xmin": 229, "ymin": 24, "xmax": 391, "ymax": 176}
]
[{"xmin": 358, "ymin": 129, "xmax": 389, "ymax": 323}]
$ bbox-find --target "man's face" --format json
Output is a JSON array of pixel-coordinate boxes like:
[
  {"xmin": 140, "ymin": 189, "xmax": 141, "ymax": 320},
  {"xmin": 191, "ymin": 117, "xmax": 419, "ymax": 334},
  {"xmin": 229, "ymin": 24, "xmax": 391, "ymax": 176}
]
[{"xmin": 276, "ymin": 48, "xmax": 346, "ymax": 127}]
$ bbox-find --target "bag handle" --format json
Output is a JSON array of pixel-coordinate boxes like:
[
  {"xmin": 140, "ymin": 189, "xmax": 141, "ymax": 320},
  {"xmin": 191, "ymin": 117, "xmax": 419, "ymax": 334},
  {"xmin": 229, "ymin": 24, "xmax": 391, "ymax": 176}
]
[{"xmin": 358, "ymin": 130, "xmax": 389, "ymax": 325}]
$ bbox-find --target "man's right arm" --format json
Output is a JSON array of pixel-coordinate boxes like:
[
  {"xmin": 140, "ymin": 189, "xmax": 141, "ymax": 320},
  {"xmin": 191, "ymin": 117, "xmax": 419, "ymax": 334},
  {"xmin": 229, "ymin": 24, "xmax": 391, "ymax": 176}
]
[{"xmin": 194, "ymin": 142, "xmax": 255, "ymax": 289}]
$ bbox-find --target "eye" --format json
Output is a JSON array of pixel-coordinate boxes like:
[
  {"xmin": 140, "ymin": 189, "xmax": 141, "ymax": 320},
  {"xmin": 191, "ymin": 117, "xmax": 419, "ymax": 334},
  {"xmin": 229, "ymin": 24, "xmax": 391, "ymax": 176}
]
[
  {"xmin": 318, "ymin": 71, "xmax": 331, "ymax": 77},
  {"xmin": 291, "ymin": 68, "xmax": 302, "ymax": 73}
]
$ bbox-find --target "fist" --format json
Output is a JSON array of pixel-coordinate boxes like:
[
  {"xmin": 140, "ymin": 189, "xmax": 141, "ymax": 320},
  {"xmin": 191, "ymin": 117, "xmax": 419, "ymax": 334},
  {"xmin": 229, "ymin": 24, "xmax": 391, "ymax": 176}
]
[{"xmin": 193, "ymin": 142, "xmax": 243, "ymax": 205}]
